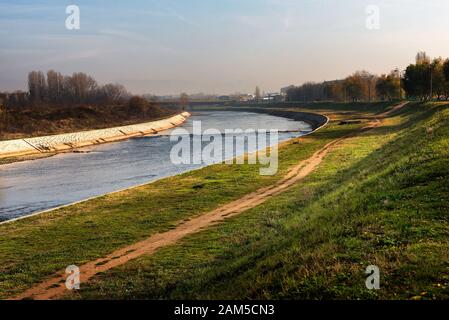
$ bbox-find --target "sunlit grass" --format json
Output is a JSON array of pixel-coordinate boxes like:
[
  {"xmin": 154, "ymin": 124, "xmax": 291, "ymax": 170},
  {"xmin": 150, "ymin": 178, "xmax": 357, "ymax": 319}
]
[
  {"xmin": 72, "ymin": 102, "xmax": 449, "ymax": 300},
  {"xmin": 0, "ymin": 105, "xmax": 368, "ymax": 299}
]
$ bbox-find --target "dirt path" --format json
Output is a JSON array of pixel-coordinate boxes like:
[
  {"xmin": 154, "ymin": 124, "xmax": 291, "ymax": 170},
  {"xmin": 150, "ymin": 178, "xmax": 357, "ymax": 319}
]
[{"xmin": 11, "ymin": 103, "xmax": 407, "ymax": 300}]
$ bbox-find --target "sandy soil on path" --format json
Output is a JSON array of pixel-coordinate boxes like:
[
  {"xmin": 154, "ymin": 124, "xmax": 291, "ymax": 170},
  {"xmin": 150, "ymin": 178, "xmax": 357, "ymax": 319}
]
[{"xmin": 10, "ymin": 103, "xmax": 408, "ymax": 300}]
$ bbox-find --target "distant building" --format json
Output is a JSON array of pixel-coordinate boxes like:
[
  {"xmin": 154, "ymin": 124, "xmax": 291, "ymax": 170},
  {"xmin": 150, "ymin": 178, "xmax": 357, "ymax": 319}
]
[
  {"xmin": 238, "ymin": 94, "xmax": 255, "ymax": 102},
  {"xmin": 263, "ymin": 92, "xmax": 284, "ymax": 102}
]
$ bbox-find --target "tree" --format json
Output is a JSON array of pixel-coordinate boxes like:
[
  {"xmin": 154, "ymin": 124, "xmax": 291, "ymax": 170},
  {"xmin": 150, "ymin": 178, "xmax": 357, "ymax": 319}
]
[
  {"xmin": 323, "ymin": 81, "xmax": 345, "ymax": 101},
  {"xmin": 358, "ymin": 71, "xmax": 377, "ymax": 101},
  {"xmin": 0, "ymin": 94, "xmax": 5, "ymax": 133},
  {"xmin": 100, "ymin": 83, "xmax": 128, "ymax": 104},
  {"xmin": 286, "ymin": 81, "xmax": 335, "ymax": 102},
  {"xmin": 129, "ymin": 96, "xmax": 149, "ymax": 116},
  {"xmin": 28, "ymin": 71, "xmax": 47, "ymax": 104},
  {"xmin": 402, "ymin": 62, "xmax": 431, "ymax": 100},
  {"xmin": 442, "ymin": 59, "xmax": 449, "ymax": 99},
  {"xmin": 430, "ymin": 58, "xmax": 446, "ymax": 100},
  {"xmin": 376, "ymin": 75, "xmax": 389, "ymax": 100},
  {"xmin": 180, "ymin": 93, "xmax": 189, "ymax": 110},
  {"xmin": 344, "ymin": 73, "xmax": 365, "ymax": 102},
  {"xmin": 46, "ymin": 70, "xmax": 64, "ymax": 103},
  {"xmin": 24, "ymin": 70, "xmax": 130, "ymax": 108},
  {"xmin": 444, "ymin": 59, "xmax": 449, "ymax": 82},
  {"xmin": 416, "ymin": 51, "xmax": 431, "ymax": 65},
  {"xmin": 254, "ymin": 86, "xmax": 261, "ymax": 102},
  {"xmin": 69, "ymin": 72, "xmax": 98, "ymax": 103},
  {"xmin": 401, "ymin": 54, "xmax": 448, "ymax": 100},
  {"xmin": 376, "ymin": 70, "xmax": 401, "ymax": 101}
]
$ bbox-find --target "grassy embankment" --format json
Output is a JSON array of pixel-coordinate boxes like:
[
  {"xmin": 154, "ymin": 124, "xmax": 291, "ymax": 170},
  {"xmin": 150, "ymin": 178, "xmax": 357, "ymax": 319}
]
[
  {"xmin": 75, "ymin": 101, "xmax": 448, "ymax": 300},
  {"xmin": 1, "ymin": 101, "xmax": 448, "ymax": 299},
  {"xmin": 0, "ymin": 101, "xmax": 364, "ymax": 299}
]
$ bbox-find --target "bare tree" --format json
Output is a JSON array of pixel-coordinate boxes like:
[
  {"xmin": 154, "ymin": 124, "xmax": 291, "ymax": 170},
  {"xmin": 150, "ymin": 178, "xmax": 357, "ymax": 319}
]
[
  {"xmin": 69, "ymin": 72, "xmax": 98, "ymax": 103},
  {"xmin": 100, "ymin": 83, "xmax": 129, "ymax": 104},
  {"xmin": 46, "ymin": 70, "xmax": 64, "ymax": 103}
]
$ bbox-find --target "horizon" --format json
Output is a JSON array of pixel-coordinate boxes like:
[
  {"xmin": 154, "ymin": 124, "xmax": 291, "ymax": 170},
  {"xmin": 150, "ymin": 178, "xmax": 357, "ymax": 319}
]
[{"xmin": 1, "ymin": 0, "xmax": 449, "ymax": 95}]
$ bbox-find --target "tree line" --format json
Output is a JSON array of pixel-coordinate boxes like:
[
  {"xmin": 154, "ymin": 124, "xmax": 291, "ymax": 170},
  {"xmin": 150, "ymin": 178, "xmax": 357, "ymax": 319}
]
[
  {"xmin": 0, "ymin": 70, "xmax": 130, "ymax": 110},
  {"xmin": 0, "ymin": 71, "xmax": 184, "ymax": 136},
  {"xmin": 286, "ymin": 52, "xmax": 449, "ymax": 102},
  {"xmin": 403, "ymin": 52, "xmax": 449, "ymax": 100}
]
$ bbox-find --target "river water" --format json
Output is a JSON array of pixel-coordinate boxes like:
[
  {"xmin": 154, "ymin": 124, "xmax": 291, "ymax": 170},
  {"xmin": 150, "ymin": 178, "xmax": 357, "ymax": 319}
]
[{"xmin": 0, "ymin": 111, "xmax": 312, "ymax": 222}]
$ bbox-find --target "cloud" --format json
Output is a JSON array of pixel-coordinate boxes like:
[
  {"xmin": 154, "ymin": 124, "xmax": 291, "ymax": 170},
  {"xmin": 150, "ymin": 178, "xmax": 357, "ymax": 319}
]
[
  {"xmin": 135, "ymin": 8, "xmax": 198, "ymax": 27},
  {"xmin": 96, "ymin": 29, "xmax": 178, "ymax": 54},
  {"xmin": 98, "ymin": 29, "xmax": 154, "ymax": 43}
]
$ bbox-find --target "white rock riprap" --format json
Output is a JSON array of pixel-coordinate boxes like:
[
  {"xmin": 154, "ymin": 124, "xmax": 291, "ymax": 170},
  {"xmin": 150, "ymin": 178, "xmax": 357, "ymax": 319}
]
[{"xmin": 0, "ymin": 112, "xmax": 191, "ymax": 159}]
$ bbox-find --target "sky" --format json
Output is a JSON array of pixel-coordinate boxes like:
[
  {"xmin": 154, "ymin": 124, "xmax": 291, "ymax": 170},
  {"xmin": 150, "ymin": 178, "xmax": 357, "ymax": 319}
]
[{"xmin": 1, "ymin": 0, "xmax": 449, "ymax": 95}]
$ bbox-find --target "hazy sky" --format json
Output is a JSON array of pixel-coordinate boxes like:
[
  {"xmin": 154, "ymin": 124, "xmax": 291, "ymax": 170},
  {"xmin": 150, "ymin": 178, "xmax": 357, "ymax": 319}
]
[{"xmin": 1, "ymin": 0, "xmax": 449, "ymax": 95}]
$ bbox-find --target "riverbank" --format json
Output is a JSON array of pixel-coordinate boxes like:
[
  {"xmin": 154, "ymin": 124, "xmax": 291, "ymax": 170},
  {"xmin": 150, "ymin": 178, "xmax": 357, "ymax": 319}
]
[
  {"xmin": 211, "ymin": 108, "xmax": 329, "ymax": 129},
  {"xmin": 0, "ymin": 111, "xmax": 310, "ymax": 222},
  {"xmin": 0, "ymin": 102, "xmax": 448, "ymax": 300},
  {"xmin": 0, "ymin": 112, "xmax": 191, "ymax": 162},
  {"xmin": 74, "ymin": 101, "xmax": 448, "ymax": 300},
  {"xmin": 0, "ymin": 106, "xmax": 339, "ymax": 298}
]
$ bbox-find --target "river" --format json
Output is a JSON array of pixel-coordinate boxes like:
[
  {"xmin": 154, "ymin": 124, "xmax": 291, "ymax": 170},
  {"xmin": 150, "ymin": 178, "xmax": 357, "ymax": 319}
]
[{"xmin": 0, "ymin": 111, "xmax": 312, "ymax": 222}]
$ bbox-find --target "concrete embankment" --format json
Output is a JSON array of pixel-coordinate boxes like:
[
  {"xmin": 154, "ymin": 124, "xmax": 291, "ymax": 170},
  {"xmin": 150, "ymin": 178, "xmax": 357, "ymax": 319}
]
[{"xmin": 0, "ymin": 112, "xmax": 191, "ymax": 159}]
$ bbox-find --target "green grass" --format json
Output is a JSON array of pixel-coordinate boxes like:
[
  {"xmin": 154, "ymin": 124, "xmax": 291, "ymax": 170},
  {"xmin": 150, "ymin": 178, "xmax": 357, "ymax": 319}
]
[
  {"xmin": 0, "ymin": 104, "xmax": 369, "ymax": 299},
  {"xmin": 68, "ymin": 102, "xmax": 449, "ymax": 300},
  {"xmin": 2, "ymin": 101, "xmax": 448, "ymax": 300}
]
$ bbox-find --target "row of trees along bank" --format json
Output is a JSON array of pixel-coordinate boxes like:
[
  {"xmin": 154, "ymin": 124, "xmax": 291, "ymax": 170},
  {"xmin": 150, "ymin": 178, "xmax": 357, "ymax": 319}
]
[
  {"xmin": 0, "ymin": 71, "xmax": 180, "ymax": 136},
  {"xmin": 3, "ymin": 70, "xmax": 130, "ymax": 108},
  {"xmin": 286, "ymin": 52, "xmax": 449, "ymax": 102}
]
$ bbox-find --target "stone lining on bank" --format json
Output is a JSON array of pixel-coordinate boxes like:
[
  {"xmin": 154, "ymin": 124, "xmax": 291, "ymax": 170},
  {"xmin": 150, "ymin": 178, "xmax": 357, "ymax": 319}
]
[{"xmin": 0, "ymin": 112, "xmax": 191, "ymax": 159}]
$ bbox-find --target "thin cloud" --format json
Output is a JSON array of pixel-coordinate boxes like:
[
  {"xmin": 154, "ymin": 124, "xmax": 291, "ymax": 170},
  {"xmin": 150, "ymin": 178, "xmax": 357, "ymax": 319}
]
[
  {"xmin": 97, "ymin": 29, "xmax": 178, "ymax": 54},
  {"xmin": 136, "ymin": 8, "xmax": 198, "ymax": 27}
]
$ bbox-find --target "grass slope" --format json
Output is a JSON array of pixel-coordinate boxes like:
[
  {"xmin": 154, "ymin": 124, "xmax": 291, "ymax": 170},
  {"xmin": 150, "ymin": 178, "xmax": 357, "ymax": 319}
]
[
  {"xmin": 0, "ymin": 106, "xmax": 362, "ymax": 299},
  {"xmin": 72, "ymin": 102, "xmax": 449, "ymax": 300},
  {"xmin": 1, "ymin": 101, "xmax": 447, "ymax": 300}
]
